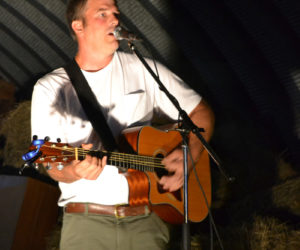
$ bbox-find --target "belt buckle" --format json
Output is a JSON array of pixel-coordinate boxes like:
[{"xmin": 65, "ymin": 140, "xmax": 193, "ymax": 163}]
[{"xmin": 114, "ymin": 203, "xmax": 126, "ymax": 219}]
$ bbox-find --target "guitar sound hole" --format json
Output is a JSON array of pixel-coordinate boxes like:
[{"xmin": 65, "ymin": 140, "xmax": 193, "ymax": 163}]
[{"xmin": 155, "ymin": 153, "xmax": 168, "ymax": 178}]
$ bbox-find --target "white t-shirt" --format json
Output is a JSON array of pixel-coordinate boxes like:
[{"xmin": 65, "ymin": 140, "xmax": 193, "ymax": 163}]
[{"xmin": 31, "ymin": 51, "xmax": 201, "ymax": 206}]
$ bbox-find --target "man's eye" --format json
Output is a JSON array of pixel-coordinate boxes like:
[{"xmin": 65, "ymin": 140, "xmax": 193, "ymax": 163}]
[{"xmin": 100, "ymin": 12, "xmax": 106, "ymax": 17}]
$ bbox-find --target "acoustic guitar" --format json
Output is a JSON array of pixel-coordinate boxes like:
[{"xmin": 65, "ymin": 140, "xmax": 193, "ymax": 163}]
[{"xmin": 22, "ymin": 125, "xmax": 211, "ymax": 224}]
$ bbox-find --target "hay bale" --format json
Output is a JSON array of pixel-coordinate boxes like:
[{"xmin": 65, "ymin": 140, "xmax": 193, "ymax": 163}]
[
  {"xmin": 0, "ymin": 78, "xmax": 16, "ymax": 117},
  {"xmin": 0, "ymin": 100, "xmax": 48, "ymax": 175},
  {"xmin": 0, "ymin": 101, "xmax": 32, "ymax": 169},
  {"xmin": 271, "ymin": 177, "xmax": 300, "ymax": 216},
  {"xmin": 195, "ymin": 175, "xmax": 300, "ymax": 249},
  {"xmin": 221, "ymin": 176, "xmax": 300, "ymax": 223},
  {"xmin": 195, "ymin": 215, "xmax": 300, "ymax": 250},
  {"xmin": 277, "ymin": 157, "xmax": 299, "ymax": 181},
  {"xmin": 249, "ymin": 216, "xmax": 300, "ymax": 250}
]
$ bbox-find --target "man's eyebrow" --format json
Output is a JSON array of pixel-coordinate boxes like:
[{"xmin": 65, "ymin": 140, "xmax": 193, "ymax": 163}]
[
  {"xmin": 96, "ymin": 7, "xmax": 119, "ymax": 13},
  {"xmin": 97, "ymin": 8, "xmax": 108, "ymax": 12}
]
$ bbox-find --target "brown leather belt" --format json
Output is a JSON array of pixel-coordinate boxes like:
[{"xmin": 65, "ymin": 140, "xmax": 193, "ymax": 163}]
[{"xmin": 64, "ymin": 203, "xmax": 151, "ymax": 218}]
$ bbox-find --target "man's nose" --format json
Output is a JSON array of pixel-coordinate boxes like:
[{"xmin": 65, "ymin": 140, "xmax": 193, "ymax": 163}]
[{"xmin": 111, "ymin": 14, "xmax": 119, "ymax": 26}]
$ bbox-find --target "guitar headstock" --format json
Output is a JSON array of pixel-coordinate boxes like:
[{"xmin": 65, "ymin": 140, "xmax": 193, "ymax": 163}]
[{"xmin": 22, "ymin": 137, "xmax": 75, "ymax": 164}]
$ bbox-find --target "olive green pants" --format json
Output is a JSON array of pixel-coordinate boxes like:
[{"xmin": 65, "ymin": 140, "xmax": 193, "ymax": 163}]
[{"xmin": 60, "ymin": 211, "xmax": 170, "ymax": 250}]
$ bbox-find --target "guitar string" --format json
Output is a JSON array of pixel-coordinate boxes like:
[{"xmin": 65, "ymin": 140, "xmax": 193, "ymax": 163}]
[
  {"xmin": 42, "ymin": 145, "xmax": 162, "ymax": 162},
  {"xmin": 41, "ymin": 154, "xmax": 163, "ymax": 169},
  {"xmin": 65, "ymin": 147, "xmax": 163, "ymax": 165},
  {"xmin": 42, "ymin": 144, "xmax": 163, "ymax": 163},
  {"xmin": 41, "ymin": 145, "xmax": 165, "ymax": 169}
]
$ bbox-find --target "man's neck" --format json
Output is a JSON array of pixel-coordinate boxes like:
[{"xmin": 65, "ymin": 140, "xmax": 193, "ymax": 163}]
[{"xmin": 75, "ymin": 50, "xmax": 114, "ymax": 72}]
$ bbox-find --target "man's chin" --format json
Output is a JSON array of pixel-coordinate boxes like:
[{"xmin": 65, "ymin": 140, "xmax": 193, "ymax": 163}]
[{"xmin": 111, "ymin": 40, "xmax": 120, "ymax": 51}]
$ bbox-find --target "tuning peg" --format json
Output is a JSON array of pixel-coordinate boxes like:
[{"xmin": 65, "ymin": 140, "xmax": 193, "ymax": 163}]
[
  {"xmin": 44, "ymin": 136, "xmax": 50, "ymax": 141},
  {"xmin": 19, "ymin": 163, "xmax": 28, "ymax": 175},
  {"xmin": 45, "ymin": 162, "xmax": 52, "ymax": 170},
  {"xmin": 57, "ymin": 163, "xmax": 64, "ymax": 171},
  {"xmin": 33, "ymin": 135, "xmax": 38, "ymax": 140},
  {"xmin": 57, "ymin": 138, "xmax": 61, "ymax": 143}
]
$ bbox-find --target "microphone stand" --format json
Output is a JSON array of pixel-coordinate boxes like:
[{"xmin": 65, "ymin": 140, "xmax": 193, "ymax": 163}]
[
  {"xmin": 181, "ymin": 129, "xmax": 191, "ymax": 250},
  {"xmin": 126, "ymin": 41, "xmax": 231, "ymax": 250}
]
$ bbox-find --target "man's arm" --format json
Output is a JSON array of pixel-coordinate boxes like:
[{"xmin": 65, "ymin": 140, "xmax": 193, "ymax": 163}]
[{"xmin": 159, "ymin": 100, "xmax": 215, "ymax": 192}]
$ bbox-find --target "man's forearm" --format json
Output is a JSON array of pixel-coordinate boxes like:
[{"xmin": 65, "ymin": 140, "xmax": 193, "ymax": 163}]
[{"xmin": 188, "ymin": 100, "xmax": 215, "ymax": 167}]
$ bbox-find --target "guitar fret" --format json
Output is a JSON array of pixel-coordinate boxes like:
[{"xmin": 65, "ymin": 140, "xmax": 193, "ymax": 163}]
[{"xmin": 107, "ymin": 152, "xmax": 159, "ymax": 172}]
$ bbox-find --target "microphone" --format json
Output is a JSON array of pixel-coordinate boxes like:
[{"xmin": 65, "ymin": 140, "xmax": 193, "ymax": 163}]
[{"xmin": 113, "ymin": 26, "xmax": 141, "ymax": 41}]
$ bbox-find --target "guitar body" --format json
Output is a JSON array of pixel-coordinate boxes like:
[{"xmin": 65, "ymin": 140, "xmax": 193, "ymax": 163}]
[{"xmin": 122, "ymin": 126, "xmax": 211, "ymax": 224}]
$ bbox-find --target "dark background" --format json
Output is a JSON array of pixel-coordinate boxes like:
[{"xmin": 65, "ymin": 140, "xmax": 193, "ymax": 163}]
[{"xmin": 1, "ymin": 0, "xmax": 300, "ymax": 248}]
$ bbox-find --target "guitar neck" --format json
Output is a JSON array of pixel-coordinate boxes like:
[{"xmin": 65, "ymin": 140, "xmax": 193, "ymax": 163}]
[
  {"xmin": 88, "ymin": 150, "xmax": 162, "ymax": 173},
  {"xmin": 24, "ymin": 136, "xmax": 166, "ymax": 174}
]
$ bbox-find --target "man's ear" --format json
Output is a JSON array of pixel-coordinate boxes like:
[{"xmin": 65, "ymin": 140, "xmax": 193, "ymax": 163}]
[{"xmin": 71, "ymin": 20, "xmax": 84, "ymax": 36}]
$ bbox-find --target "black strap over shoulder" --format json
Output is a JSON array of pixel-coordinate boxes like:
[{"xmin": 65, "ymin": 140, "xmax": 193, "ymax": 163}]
[{"xmin": 64, "ymin": 58, "xmax": 118, "ymax": 151}]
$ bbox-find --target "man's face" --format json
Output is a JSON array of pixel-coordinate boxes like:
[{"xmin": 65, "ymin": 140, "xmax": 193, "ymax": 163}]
[{"xmin": 78, "ymin": 0, "xmax": 120, "ymax": 55}]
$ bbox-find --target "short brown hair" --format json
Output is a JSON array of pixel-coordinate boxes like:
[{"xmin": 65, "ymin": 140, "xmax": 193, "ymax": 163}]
[{"xmin": 66, "ymin": 0, "xmax": 88, "ymax": 39}]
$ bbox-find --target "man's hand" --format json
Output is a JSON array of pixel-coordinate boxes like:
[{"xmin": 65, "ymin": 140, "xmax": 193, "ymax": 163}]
[
  {"xmin": 45, "ymin": 143, "xmax": 107, "ymax": 183},
  {"xmin": 158, "ymin": 148, "xmax": 185, "ymax": 192},
  {"xmin": 158, "ymin": 100, "xmax": 215, "ymax": 192},
  {"xmin": 71, "ymin": 144, "xmax": 107, "ymax": 180}
]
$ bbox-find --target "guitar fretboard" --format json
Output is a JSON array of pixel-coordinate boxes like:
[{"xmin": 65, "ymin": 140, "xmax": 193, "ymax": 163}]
[
  {"xmin": 38, "ymin": 144, "xmax": 165, "ymax": 173},
  {"xmin": 102, "ymin": 151, "xmax": 163, "ymax": 172}
]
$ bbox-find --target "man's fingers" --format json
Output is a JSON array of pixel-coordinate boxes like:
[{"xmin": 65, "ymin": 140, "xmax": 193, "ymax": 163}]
[
  {"xmin": 70, "ymin": 148, "xmax": 107, "ymax": 180},
  {"xmin": 82, "ymin": 143, "xmax": 93, "ymax": 150},
  {"xmin": 162, "ymin": 148, "xmax": 183, "ymax": 171},
  {"xmin": 159, "ymin": 173, "xmax": 183, "ymax": 192},
  {"xmin": 81, "ymin": 155, "xmax": 106, "ymax": 180},
  {"xmin": 84, "ymin": 164, "xmax": 102, "ymax": 180},
  {"xmin": 102, "ymin": 156, "xmax": 107, "ymax": 166}
]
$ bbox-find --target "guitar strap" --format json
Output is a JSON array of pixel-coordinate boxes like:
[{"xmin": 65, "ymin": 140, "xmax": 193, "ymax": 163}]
[{"xmin": 64, "ymin": 58, "xmax": 118, "ymax": 152}]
